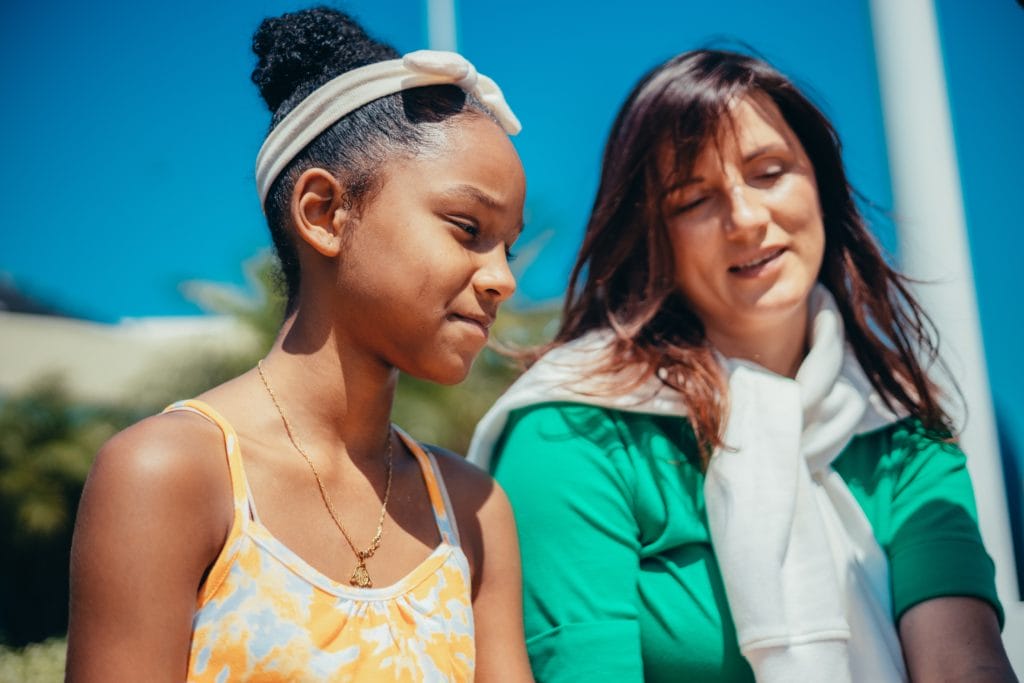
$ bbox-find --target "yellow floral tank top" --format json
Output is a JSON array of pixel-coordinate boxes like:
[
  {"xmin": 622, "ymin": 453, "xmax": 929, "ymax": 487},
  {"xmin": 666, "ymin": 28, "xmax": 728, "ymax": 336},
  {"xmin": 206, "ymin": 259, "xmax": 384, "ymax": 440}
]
[{"xmin": 165, "ymin": 400, "xmax": 475, "ymax": 682}]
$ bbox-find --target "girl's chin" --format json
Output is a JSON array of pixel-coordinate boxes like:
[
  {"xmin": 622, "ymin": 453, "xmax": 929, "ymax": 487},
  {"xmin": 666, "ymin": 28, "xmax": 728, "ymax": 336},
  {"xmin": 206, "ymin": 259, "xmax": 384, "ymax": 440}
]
[{"xmin": 412, "ymin": 358, "xmax": 475, "ymax": 386}]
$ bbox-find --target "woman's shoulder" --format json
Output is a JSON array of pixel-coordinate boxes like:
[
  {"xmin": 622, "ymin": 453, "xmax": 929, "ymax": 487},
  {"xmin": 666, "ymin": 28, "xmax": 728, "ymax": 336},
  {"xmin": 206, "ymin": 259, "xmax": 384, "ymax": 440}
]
[
  {"xmin": 503, "ymin": 401, "xmax": 694, "ymax": 458},
  {"xmin": 492, "ymin": 401, "xmax": 702, "ymax": 502},
  {"xmin": 507, "ymin": 400, "xmax": 651, "ymax": 434},
  {"xmin": 840, "ymin": 415, "xmax": 963, "ymax": 473},
  {"xmin": 836, "ymin": 415, "xmax": 976, "ymax": 534}
]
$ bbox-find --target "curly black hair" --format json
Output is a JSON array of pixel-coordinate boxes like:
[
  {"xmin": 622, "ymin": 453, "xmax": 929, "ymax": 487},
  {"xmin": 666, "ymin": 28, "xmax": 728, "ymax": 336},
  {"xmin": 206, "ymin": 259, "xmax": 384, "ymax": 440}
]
[{"xmin": 251, "ymin": 6, "xmax": 490, "ymax": 312}]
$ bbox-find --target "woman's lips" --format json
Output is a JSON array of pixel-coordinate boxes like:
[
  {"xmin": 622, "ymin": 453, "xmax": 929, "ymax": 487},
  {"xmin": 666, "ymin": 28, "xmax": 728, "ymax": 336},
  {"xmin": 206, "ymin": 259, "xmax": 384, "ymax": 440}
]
[{"xmin": 728, "ymin": 247, "xmax": 786, "ymax": 277}]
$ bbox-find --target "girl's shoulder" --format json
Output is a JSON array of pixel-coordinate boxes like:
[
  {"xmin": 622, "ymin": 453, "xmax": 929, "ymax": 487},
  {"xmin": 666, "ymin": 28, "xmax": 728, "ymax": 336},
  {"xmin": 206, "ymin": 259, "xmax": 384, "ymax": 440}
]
[
  {"xmin": 85, "ymin": 407, "xmax": 235, "ymax": 553},
  {"xmin": 422, "ymin": 443, "xmax": 516, "ymax": 588},
  {"xmin": 425, "ymin": 442, "xmax": 494, "ymax": 490},
  {"xmin": 97, "ymin": 407, "xmax": 229, "ymax": 486},
  {"xmin": 423, "ymin": 442, "xmax": 502, "ymax": 529},
  {"xmin": 68, "ymin": 408, "xmax": 237, "ymax": 676}
]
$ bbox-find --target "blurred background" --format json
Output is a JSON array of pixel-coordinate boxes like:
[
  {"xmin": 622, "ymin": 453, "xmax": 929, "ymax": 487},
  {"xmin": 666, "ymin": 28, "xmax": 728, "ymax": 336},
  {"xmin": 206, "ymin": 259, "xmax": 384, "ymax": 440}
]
[{"xmin": 0, "ymin": 0, "xmax": 1021, "ymax": 678}]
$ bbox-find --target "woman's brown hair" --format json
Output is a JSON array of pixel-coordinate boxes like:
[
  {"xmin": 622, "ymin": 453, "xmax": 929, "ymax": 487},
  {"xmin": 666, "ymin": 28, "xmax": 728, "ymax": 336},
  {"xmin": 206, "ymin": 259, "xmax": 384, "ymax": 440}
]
[{"xmin": 554, "ymin": 49, "xmax": 952, "ymax": 463}]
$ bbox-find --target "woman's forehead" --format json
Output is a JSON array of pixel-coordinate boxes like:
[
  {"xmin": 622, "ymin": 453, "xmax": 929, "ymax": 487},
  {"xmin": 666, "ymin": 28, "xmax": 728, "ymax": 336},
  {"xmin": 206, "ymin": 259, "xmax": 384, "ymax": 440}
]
[{"xmin": 657, "ymin": 94, "xmax": 800, "ymax": 183}]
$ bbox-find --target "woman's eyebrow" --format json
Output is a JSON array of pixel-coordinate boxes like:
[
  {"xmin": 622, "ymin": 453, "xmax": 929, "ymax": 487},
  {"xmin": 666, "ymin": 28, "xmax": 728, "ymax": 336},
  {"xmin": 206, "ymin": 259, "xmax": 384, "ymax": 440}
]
[
  {"xmin": 662, "ymin": 177, "xmax": 705, "ymax": 194},
  {"xmin": 742, "ymin": 143, "xmax": 787, "ymax": 163}
]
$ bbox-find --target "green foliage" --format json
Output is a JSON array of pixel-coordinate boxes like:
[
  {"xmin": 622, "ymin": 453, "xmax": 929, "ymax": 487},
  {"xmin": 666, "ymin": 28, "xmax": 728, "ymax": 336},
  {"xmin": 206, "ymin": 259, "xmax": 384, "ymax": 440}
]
[
  {"xmin": 0, "ymin": 378, "xmax": 131, "ymax": 538},
  {"xmin": 0, "ymin": 638, "xmax": 66, "ymax": 683},
  {"xmin": 0, "ymin": 380, "xmax": 136, "ymax": 646}
]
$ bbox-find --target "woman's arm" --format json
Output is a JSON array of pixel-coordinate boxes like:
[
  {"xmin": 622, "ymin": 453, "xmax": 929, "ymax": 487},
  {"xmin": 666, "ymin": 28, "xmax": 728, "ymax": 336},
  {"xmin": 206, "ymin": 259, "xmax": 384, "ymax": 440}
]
[
  {"xmin": 65, "ymin": 413, "xmax": 232, "ymax": 682},
  {"xmin": 899, "ymin": 596, "xmax": 1016, "ymax": 682},
  {"xmin": 884, "ymin": 421, "xmax": 1017, "ymax": 682}
]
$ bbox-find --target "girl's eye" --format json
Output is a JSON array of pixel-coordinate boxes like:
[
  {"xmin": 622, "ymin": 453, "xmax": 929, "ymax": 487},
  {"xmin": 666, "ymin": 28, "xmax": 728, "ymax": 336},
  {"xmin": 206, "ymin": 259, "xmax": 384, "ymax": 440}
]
[
  {"xmin": 452, "ymin": 220, "xmax": 479, "ymax": 237},
  {"xmin": 505, "ymin": 246, "xmax": 518, "ymax": 262}
]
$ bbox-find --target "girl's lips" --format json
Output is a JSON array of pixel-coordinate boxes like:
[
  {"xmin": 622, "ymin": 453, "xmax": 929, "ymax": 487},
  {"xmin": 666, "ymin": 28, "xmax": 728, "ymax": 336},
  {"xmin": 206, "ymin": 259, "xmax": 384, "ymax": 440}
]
[
  {"xmin": 728, "ymin": 248, "xmax": 786, "ymax": 276},
  {"xmin": 449, "ymin": 313, "xmax": 491, "ymax": 338}
]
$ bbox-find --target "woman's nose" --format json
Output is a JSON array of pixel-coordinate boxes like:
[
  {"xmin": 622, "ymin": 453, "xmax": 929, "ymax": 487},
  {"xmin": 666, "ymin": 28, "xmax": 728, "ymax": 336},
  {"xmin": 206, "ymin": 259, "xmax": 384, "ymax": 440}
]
[{"xmin": 726, "ymin": 184, "xmax": 770, "ymax": 236}]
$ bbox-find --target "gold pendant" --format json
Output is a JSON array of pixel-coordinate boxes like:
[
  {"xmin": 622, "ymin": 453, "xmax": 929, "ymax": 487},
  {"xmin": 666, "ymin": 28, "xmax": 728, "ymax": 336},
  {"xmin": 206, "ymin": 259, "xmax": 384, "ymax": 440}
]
[{"xmin": 350, "ymin": 562, "xmax": 372, "ymax": 588}]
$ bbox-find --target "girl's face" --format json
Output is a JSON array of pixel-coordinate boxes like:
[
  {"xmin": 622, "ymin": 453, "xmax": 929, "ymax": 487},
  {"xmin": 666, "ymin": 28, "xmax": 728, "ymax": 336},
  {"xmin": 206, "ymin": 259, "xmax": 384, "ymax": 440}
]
[
  {"xmin": 660, "ymin": 94, "xmax": 825, "ymax": 346},
  {"xmin": 332, "ymin": 115, "xmax": 526, "ymax": 384}
]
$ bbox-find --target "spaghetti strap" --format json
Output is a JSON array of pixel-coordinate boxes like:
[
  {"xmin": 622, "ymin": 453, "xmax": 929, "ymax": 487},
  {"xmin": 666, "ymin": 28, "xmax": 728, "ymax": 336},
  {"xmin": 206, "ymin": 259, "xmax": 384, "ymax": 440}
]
[
  {"xmin": 395, "ymin": 427, "xmax": 462, "ymax": 547},
  {"xmin": 162, "ymin": 399, "xmax": 254, "ymax": 523}
]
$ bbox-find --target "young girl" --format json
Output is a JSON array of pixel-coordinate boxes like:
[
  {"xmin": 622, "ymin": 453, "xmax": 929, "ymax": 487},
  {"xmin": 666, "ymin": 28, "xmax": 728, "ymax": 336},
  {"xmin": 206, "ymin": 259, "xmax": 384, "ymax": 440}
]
[
  {"xmin": 469, "ymin": 50, "xmax": 1014, "ymax": 681},
  {"xmin": 66, "ymin": 7, "xmax": 532, "ymax": 681}
]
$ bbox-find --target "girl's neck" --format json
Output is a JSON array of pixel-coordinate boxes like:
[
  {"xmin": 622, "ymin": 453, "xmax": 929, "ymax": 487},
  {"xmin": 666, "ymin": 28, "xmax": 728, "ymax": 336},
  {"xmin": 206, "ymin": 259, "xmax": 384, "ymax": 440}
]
[{"xmin": 260, "ymin": 313, "xmax": 398, "ymax": 463}]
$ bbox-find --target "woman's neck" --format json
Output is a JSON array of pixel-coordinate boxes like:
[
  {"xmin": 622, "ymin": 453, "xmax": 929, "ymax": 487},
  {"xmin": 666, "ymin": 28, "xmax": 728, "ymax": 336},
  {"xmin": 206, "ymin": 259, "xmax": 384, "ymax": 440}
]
[{"xmin": 705, "ymin": 307, "xmax": 809, "ymax": 378}]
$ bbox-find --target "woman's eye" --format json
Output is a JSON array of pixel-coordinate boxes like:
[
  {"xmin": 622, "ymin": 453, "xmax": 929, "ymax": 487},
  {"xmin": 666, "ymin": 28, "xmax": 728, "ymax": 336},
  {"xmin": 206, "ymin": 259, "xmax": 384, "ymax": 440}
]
[
  {"xmin": 671, "ymin": 196, "xmax": 707, "ymax": 215},
  {"xmin": 505, "ymin": 246, "xmax": 518, "ymax": 262},
  {"xmin": 752, "ymin": 162, "xmax": 785, "ymax": 182}
]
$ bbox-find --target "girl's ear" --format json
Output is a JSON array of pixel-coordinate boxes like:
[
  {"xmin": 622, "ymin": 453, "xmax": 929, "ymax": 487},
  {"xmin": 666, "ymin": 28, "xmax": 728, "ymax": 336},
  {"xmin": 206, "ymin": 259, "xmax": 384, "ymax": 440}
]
[{"xmin": 289, "ymin": 167, "xmax": 351, "ymax": 258}]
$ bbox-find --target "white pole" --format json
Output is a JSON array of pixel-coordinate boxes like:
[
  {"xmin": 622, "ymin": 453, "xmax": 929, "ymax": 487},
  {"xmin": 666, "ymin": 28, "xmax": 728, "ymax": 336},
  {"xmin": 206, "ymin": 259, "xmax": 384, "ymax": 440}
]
[
  {"xmin": 426, "ymin": 0, "xmax": 458, "ymax": 52},
  {"xmin": 869, "ymin": 0, "xmax": 1022, "ymax": 669}
]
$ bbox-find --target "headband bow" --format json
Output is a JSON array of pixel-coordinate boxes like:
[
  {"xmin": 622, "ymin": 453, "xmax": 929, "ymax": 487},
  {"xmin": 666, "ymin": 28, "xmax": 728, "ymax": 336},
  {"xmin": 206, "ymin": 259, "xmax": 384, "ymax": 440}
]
[{"xmin": 255, "ymin": 49, "xmax": 521, "ymax": 207}]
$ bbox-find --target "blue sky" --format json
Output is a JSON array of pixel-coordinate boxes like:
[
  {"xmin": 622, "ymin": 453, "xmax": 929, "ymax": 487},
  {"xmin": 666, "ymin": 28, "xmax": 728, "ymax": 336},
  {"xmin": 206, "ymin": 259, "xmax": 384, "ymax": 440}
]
[{"xmin": 1, "ymin": 0, "xmax": 1022, "ymax": 437}]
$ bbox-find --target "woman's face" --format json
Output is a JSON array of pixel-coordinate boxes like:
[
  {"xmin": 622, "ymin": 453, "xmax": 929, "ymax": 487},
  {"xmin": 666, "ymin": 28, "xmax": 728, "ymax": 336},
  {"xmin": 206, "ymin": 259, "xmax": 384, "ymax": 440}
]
[
  {"xmin": 332, "ymin": 115, "xmax": 526, "ymax": 384},
  {"xmin": 660, "ymin": 94, "xmax": 825, "ymax": 345}
]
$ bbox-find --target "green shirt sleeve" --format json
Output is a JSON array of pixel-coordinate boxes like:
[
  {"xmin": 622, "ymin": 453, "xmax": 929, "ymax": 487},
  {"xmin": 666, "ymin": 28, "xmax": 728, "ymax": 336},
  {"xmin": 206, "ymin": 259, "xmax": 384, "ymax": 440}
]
[
  {"xmin": 886, "ymin": 420, "xmax": 1003, "ymax": 625},
  {"xmin": 837, "ymin": 418, "xmax": 1003, "ymax": 626},
  {"xmin": 492, "ymin": 403, "xmax": 645, "ymax": 683}
]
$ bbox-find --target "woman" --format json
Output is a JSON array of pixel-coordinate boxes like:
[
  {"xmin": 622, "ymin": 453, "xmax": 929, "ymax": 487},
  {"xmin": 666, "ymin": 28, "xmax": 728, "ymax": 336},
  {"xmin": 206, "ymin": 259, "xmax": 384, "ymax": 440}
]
[
  {"xmin": 67, "ymin": 7, "xmax": 533, "ymax": 681},
  {"xmin": 469, "ymin": 50, "xmax": 1014, "ymax": 682}
]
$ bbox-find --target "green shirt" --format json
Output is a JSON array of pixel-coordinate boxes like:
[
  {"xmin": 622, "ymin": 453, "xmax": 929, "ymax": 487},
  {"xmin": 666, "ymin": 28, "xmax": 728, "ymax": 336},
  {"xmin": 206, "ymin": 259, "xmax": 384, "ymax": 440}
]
[{"xmin": 492, "ymin": 402, "xmax": 1001, "ymax": 682}]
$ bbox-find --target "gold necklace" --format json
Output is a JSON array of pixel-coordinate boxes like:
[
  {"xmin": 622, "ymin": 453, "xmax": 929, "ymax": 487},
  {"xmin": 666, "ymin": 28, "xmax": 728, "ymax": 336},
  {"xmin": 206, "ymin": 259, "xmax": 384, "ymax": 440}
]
[{"xmin": 256, "ymin": 360, "xmax": 393, "ymax": 588}]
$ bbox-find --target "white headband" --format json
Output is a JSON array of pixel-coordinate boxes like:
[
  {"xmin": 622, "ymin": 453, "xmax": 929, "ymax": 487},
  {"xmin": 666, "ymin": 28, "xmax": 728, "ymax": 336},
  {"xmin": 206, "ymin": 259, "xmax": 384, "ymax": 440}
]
[{"xmin": 255, "ymin": 49, "xmax": 522, "ymax": 206}]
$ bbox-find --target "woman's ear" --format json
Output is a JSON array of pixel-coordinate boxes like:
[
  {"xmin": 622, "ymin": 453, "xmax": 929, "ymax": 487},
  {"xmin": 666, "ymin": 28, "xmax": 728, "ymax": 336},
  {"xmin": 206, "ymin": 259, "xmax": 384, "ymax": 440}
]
[{"xmin": 289, "ymin": 168, "xmax": 351, "ymax": 258}]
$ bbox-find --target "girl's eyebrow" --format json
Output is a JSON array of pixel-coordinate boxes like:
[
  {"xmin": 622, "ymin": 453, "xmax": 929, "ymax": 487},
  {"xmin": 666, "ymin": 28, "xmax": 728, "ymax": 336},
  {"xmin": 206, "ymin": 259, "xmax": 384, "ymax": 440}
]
[
  {"xmin": 439, "ymin": 184, "xmax": 502, "ymax": 210},
  {"xmin": 440, "ymin": 184, "xmax": 524, "ymax": 234}
]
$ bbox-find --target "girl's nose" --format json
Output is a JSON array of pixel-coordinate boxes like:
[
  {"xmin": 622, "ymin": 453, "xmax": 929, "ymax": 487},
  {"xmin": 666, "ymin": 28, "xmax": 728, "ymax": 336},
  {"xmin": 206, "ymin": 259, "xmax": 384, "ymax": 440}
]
[{"xmin": 474, "ymin": 247, "xmax": 517, "ymax": 303}]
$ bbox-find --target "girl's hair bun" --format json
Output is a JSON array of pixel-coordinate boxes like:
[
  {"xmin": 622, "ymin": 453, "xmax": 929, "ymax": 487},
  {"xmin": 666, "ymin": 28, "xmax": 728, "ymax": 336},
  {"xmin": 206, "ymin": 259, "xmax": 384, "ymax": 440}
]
[{"xmin": 251, "ymin": 6, "xmax": 398, "ymax": 114}]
